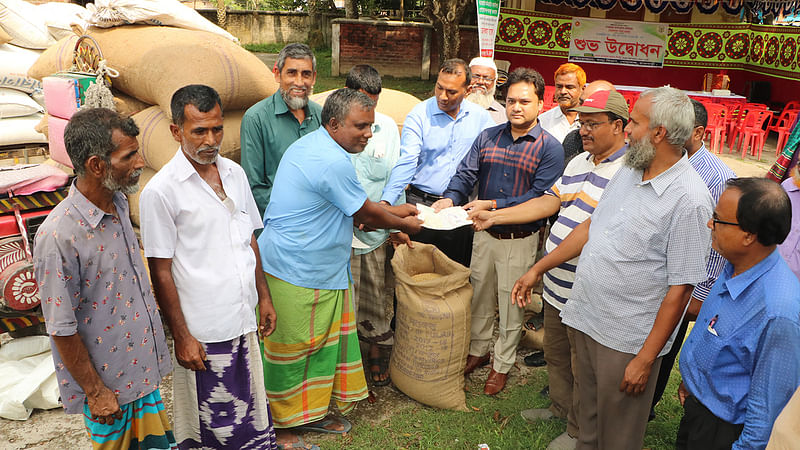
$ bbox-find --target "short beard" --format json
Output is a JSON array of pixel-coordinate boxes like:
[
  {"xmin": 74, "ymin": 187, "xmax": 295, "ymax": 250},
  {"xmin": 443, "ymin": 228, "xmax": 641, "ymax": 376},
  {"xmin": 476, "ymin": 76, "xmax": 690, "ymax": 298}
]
[
  {"xmin": 466, "ymin": 85, "xmax": 496, "ymax": 109},
  {"xmin": 625, "ymin": 135, "xmax": 657, "ymax": 171},
  {"xmin": 281, "ymin": 87, "xmax": 310, "ymax": 111},
  {"xmin": 103, "ymin": 168, "xmax": 143, "ymax": 195},
  {"xmin": 187, "ymin": 145, "xmax": 220, "ymax": 166}
]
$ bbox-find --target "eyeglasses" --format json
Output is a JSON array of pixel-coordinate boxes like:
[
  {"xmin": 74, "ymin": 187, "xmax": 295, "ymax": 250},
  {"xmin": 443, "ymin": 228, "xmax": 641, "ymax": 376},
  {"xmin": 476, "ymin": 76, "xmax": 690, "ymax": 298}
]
[
  {"xmin": 472, "ymin": 74, "xmax": 496, "ymax": 82},
  {"xmin": 577, "ymin": 120, "xmax": 609, "ymax": 131},
  {"xmin": 712, "ymin": 218, "xmax": 740, "ymax": 228}
]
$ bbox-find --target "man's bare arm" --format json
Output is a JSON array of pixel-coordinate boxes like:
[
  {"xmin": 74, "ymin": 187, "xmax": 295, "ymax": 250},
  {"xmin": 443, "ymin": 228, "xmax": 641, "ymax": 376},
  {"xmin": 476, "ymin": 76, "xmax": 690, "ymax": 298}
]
[
  {"xmin": 510, "ymin": 218, "xmax": 591, "ymax": 306},
  {"xmin": 52, "ymin": 334, "xmax": 123, "ymax": 424},
  {"xmin": 147, "ymin": 257, "xmax": 206, "ymax": 371},
  {"xmin": 250, "ymin": 236, "xmax": 276, "ymax": 338},
  {"xmin": 469, "ymin": 194, "xmax": 561, "ymax": 231},
  {"xmin": 620, "ymin": 284, "xmax": 694, "ymax": 396},
  {"xmin": 353, "ymin": 200, "xmax": 422, "ymax": 236}
]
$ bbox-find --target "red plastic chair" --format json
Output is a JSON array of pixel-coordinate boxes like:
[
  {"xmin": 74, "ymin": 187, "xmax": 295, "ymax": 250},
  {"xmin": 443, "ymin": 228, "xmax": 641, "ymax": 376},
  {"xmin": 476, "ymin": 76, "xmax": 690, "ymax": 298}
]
[
  {"xmin": 767, "ymin": 110, "xmax": 799, "ymax": 155},
  {"xmin": 542, "ymin": 85, "xmax": 556, "ymax": 111},
  {"xmin": 783, "ymin": 100, "xmax": 800, "ymax": 111},
  {"xmin": 737, "ymin": 109, "xmax": 773, "ymax": 160},
  {"xmin": 703, "ymin": 103, "xmax": 728, "ymax": 154},
  {"xmin": 621, "ymin": 91, "xmax": 640, "ymax": 113},
  {"xmin": 726, "ymin": 104, "xmax": 749, "ymax": 150}
]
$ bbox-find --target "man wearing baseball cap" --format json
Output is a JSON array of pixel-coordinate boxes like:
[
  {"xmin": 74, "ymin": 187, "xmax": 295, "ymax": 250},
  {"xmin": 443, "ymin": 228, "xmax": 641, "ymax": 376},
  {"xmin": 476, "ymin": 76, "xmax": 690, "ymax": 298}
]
[
  {"xmin": 469, "ymin": 89, "xmax": 630, "ymax": 449},
  {"xmin": 466, "ymin": 57, "xmax": 507, "ymax": 124}
]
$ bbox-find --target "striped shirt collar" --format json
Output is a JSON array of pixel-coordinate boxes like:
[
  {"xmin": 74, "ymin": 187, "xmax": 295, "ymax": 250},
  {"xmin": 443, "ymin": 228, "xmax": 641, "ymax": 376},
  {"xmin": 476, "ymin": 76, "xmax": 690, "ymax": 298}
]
[
  {"xmin": 589, "ymin": 144, "xmax": 627, "ymax": 164},
  {"xmin": 501, "ymin": 120, "xmax": 544, "ymax": 141}
]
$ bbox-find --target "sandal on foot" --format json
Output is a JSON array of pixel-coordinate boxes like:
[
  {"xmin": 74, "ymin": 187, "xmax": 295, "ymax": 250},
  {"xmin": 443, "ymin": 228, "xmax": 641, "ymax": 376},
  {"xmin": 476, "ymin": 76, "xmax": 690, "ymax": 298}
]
[
  {"xmin": 295, "ymin": 416, "xmax": 352, "ymax": 434},
  {"xmin": 524, "ymin": 314, "xmax": 543, "ymax": 331},
  {"xmin": 368, "ymin": 356, "xmax": 391, "ymax": 387}
]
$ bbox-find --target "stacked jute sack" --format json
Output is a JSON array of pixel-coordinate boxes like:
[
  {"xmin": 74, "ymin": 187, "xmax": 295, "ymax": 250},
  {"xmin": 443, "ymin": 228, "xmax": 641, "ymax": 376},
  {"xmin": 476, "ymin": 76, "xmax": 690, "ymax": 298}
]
[
  {"xmin": 25, "ymin": 0, "xmax": 279, "ymax": 226},
  {"xmin": 0, "ymin": 0, "xmax": 88, "ymax": 147}
]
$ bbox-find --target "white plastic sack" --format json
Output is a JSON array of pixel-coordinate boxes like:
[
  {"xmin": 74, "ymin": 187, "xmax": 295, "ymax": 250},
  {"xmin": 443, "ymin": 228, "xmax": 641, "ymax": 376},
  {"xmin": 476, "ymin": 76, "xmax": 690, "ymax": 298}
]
[
  {"xmin": 0, "ymin": 87, "xmax": 43, "ymax": 118},
  {"xmin": 37, "ymin": 2, "xmax": 90, "ymax": 41},
  {"xmin": 0, "ymin": 0, "xmax": 56, "ymax": 49},
  {"xmin": 0, "ymin": 336, "xmax": 60, "ymax": 421},
  {"xmin": 0, "ymin": 43, "xmax": 43, "ymax": 93},
  {"xmin": 0, "ymin": 114, "xmax": 48, "ymax": 146},
  {"xmin": 87, "ymin": 0, "xmax": 238, "ymax": 42}
]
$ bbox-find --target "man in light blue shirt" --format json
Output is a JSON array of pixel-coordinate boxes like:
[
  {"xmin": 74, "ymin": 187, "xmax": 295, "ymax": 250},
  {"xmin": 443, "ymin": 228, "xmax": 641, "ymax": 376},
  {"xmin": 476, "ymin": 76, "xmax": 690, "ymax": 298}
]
[
  {"xmin": 678, "ymin": 178, "xmax": 800, "ymax": 450},
  {"xmin": 380, "ymin": 58, "xmax": 494, "ymax": 266}
]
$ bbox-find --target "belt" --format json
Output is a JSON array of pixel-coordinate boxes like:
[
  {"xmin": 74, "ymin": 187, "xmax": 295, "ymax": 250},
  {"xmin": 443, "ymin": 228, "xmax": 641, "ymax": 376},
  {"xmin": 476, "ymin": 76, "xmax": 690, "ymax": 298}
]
[
  {"xmin": 487, "ymin": 230, "xmax": 534, "ymax": 240},
  {"xmin": 407, "ymin": 185, "xmax": 443, "ymax": 203}
]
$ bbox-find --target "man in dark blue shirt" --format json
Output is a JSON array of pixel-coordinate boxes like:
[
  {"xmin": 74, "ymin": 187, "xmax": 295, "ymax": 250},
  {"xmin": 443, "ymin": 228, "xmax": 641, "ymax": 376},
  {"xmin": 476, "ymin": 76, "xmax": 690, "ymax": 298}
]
[
  {"xmin": 432, "ymin": 68, "xmax": 564, "ymax": 395},
  {"xmin": 678, "ymin": 177, "xmax": 800, "ymax": 450}
]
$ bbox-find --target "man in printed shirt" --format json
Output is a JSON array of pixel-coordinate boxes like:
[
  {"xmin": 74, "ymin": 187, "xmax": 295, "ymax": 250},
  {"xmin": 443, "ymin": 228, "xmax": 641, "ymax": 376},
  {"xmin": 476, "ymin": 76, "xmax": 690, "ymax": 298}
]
[
  {"xmin": 537, "ymin": 63, "xmax": 585, "ymax": 143},
  {"xmin": 432, "ymin": 68, "xmax": 563, "ymax": 396},
  {"xmin": 470, "ymin": 89, "xmax": 630, "ymax": 449},
  {"xmin": 241, "ymin": 43, "xmax": 323, "ymax": 218},
  {"xmin": 380, "ymin": 59, "xmax": 494, "ymax": 267},
  {"xmin": 678, "ymin": 177, "xmax": 800, "ymax": 449},
  {"xmin": 140, "ymin": 85, "xmax": 279, "ymax": 449},
  {"xmin": 344, "ymin": 65, "xmax": 407, "ymax": 387},
  {"xmin": 33, "ymin": 108, "xmax": 174, "ymax": 449},
  {"xmin": 511, "ymin": 87, "xmax": 713, "ymax": 449},
  {"xmin": 649, "ymin": 98, "xmax": 736, "ymax": 421}
]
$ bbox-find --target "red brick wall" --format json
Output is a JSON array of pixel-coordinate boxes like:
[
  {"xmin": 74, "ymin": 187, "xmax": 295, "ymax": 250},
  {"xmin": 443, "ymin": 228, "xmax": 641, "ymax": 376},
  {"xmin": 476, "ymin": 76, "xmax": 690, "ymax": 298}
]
[{"xmin": 338, "ymin": 22, "xmax": 428, "ymax": 78}]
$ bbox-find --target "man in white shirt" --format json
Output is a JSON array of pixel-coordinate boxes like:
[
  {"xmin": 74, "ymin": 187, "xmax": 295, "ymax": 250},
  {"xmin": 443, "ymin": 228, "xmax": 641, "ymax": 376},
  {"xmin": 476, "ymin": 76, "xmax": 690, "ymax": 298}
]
[
  {"xmin": 537, "ymin": 63, "xmax": 585, "ymax": 142},
  {"xmin": 466, "ymin": 57, "xmax": 507, "ymax": 124},
  {"xmin": 140, "ymin": 85, "xmax": 281, "ymax": 449}
]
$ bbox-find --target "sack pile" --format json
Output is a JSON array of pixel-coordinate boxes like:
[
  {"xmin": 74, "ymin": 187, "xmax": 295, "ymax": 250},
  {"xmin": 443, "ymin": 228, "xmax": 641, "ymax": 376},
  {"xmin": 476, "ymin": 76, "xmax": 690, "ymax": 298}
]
[
  {"xmin": 311, "ymin": 88, "xmax": 421, "ymax": 133},
  {"xmin": 25, "ymin": 2, "xmax": 278, "ymax": 225},
  {"xmin": 0, "ymin": 0, "xmax": 85, "ymax": 146}
]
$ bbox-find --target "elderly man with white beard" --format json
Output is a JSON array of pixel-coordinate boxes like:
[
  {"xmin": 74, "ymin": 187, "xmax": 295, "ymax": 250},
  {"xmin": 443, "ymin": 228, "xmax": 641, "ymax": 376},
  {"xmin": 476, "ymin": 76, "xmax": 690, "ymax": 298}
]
[
  {"xmin": 467, "ymin": 57, "xmax": 507, "ymax": 124},
  {"xmin": 511, "ymin": 86, "xmax": 713, "ymax": 450}
]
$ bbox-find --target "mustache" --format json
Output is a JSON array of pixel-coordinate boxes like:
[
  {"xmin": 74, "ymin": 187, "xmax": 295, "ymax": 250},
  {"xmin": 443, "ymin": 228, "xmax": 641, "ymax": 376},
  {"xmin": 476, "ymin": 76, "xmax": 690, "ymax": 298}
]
[
  {"xmin": 131, "ymin": 168, "xmax": 143, "ymax": 178},
  {"xmin": 198, "ymin": 145, "xmax": 220, "ymax": 153}
]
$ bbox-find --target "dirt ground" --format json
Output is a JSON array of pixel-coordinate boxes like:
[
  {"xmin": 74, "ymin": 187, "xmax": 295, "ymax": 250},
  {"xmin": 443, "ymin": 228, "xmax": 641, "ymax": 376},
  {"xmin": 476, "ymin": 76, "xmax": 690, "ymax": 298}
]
[{"xmin": 0, "ymin": 137, "xmax": 777, "ymax": 449}]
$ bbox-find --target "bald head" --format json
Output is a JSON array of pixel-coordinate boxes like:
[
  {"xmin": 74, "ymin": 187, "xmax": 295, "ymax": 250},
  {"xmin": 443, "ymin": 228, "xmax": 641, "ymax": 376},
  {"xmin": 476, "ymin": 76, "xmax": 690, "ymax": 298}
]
[{"xmin": 581, "ymin": 80, "xmax": 615, "ymax": 102}]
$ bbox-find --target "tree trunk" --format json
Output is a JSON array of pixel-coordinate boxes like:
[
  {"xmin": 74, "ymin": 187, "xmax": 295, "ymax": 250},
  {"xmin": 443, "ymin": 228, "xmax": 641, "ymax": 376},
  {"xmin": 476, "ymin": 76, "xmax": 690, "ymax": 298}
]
[
  {"xmin": 423, "ymin": 0, "xmax": 470, "ymax": 61},
  {"xmin": 216, "ymin": 0, "xmax": 226, "ymax": 28},
  {"xmin": 345, "ymin": 0, "xmax": 358, "ymax": 19}
]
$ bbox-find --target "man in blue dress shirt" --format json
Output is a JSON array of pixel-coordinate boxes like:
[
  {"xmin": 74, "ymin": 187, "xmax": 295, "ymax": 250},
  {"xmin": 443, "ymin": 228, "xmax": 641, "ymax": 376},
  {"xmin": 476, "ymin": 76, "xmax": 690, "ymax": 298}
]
[
  {"xmin": 380, "ymin": 59, "xmax": 494, "ymax": 266},
  {"xmin": 678, "ymin": 177, "xmax": 800, "ymax": 450}
]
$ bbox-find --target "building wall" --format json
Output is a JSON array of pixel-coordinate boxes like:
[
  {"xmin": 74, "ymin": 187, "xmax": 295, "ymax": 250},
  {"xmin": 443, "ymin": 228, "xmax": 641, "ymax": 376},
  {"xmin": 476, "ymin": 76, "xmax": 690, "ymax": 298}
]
[{"xmin": 195, "ymin": 9, "xmax": 339, "ymax": 45}]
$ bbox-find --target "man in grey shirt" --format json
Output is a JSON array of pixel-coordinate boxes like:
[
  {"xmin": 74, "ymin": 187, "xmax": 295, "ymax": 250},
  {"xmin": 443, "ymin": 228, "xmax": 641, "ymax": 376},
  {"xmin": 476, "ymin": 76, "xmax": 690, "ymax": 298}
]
[{"xmin": 512, "ymin": 86, "xmax": 713, "ymax": 450}]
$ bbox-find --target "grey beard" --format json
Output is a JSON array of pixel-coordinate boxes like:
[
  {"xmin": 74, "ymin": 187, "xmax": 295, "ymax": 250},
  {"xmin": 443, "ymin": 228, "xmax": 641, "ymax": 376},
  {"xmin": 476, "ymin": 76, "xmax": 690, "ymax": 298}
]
[
  {"xmin": 281, "ymin": 87, "xmax": 310, "ymax": 111},
  {"xmin": 103, "ymin": 168, "xmax": 143, "ymax": 195},
  {"xmin": 625, "ymin": 136, "xmax": 657, "ymax": 171},
  {"xmin": 187, "ymin": 145, "xmax": 220, "ymax": 165},
  {"xmin": 466, "ymin": 86, "xmax": 496, "ymax": 109}
]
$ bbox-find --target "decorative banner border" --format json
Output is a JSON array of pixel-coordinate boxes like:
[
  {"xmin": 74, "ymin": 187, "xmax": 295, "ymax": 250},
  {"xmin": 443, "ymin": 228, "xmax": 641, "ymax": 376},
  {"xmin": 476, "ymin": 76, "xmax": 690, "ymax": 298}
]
[{"xmin": 496, "ymin": 9, "xmax": 800, "ymax": 81}]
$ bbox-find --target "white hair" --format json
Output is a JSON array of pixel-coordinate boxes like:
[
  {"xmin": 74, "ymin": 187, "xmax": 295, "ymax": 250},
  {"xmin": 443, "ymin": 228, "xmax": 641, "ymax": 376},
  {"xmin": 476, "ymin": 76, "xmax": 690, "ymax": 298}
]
[{"xmin": 640, "ymin": 86, "xmax": 694, "ymax": 147}]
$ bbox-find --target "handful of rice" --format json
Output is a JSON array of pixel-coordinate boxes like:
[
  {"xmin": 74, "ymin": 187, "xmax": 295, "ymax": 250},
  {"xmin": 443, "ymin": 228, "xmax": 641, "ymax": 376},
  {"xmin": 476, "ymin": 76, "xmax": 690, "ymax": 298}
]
[{"xmin": 411, "ymin": 273, "xmax": 442, "ymax": 282}]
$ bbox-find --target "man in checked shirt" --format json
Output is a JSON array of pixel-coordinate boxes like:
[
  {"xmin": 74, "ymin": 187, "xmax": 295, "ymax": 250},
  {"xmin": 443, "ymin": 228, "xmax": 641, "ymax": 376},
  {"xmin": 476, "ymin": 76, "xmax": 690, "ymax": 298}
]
[{"xmin": 431, "ymin": 67, "xmax": 564, "ymax": 396}]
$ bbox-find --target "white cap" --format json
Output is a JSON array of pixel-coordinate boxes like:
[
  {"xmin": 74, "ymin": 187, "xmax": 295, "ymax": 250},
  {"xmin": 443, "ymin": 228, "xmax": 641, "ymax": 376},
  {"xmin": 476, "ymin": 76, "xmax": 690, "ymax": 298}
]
[{"xmin": 469, "ymin": 57, "xmax": 497, "ymax": 72}]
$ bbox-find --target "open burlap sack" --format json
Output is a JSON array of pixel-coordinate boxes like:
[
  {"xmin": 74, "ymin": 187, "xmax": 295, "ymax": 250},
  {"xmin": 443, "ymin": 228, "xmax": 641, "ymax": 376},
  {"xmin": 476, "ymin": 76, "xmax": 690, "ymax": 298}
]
[
  {"xmin": 310, "ymin": 88, "xmax": 421, "ymax": 133},
  {"xmin": 389, "ymin": 243, "xmax": 472, "ymax": 412},
  {"xmin": 127, "ymin": 166, "xmax": 156, "ymax": 227},
  {"xmin": 28, "ymin": 26, "xmax": 276, "ymax": 114},
  {"xmin": 132, "ymin": 106, "xmax": 244, "ymax": 171}
]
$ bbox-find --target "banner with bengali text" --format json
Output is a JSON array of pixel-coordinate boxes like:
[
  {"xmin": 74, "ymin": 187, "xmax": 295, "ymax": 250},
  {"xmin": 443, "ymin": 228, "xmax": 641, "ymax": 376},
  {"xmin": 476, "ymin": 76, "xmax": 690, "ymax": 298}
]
[
  {"xmin": 569, "ymin": 17, "xmax": 668, "ymax": 67},
  {"xmin": 476, "ymin": 0, "xmax": 501, "ymax": 58}
]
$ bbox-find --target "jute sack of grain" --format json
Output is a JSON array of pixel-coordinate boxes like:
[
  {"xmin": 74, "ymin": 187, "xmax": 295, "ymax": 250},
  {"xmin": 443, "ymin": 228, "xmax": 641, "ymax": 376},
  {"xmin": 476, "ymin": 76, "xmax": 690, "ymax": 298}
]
[
  {"xmin": 127, "ymin": 166, "xmax": 156, "ymax": 227},
  {"xmin": 132, "ymin": 106, "xmax": 244, "ymax": 171},
  {"xmin": 113, "ymin": 90, "xmax": 150, "ymax": 117},
  {"xmin": 310, "ymin": 88, "xmax": 420, "ymax": 133},
  {"xmin": 28, "ymin": 26, "xmax": 276, "ymax": 113},
  {"xmin": 389, "ymin": 242, "xmax": 472, "ymax": 411}
]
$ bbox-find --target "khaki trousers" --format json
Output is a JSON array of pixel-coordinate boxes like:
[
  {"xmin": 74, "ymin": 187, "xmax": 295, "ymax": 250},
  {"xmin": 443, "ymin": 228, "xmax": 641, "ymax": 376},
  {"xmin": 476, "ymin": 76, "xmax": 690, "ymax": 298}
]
[
  {"xmin": 573, "ymin": 330, "xmax": 662, "ymax": 450},
  {"xmin": 544, "ymin": 301, "xmax": 579, "ymax": 437},
  {"xmin": 468, "ymin": 230, "xmax": 538, "ymax": 373}
]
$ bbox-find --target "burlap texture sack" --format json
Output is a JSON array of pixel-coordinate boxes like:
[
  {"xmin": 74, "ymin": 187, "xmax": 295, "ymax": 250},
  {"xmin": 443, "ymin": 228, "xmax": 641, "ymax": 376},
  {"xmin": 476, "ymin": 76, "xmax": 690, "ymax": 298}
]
[
  {"xmin": 127, "ymin": 166, "xmax": 156, "ymax": 227},
  {"xmin": 389, "ymin": 243, "xmax": 472, "ymax": 412},
  {"xmin": 132, "ymin": 106, "xmax": 244, "ymax": 171},
  {"xmin": 113, "ymin": 90, "xmax": 150, "ymax": 117},
  {"xmin": 28, "ymin": 26, "xmax": 276, "ymax": 113}
]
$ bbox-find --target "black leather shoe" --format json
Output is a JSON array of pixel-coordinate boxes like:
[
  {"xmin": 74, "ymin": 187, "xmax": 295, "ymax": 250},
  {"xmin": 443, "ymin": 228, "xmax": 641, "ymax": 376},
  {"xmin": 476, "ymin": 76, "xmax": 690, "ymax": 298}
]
[{"xmin": 524, "ymin": 351, "xmax": 546, "ymax": 367}]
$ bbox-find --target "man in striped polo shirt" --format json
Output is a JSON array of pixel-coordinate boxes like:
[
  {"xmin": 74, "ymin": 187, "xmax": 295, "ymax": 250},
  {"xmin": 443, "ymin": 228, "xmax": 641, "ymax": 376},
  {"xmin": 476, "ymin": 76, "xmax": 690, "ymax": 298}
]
[
  {"xmin": 432, "ymin": 68, "xmax": 564, "ymax": 396},
  {"xmin": 470, "ymin": 89, "xmax": 630, "ymax": 449}
]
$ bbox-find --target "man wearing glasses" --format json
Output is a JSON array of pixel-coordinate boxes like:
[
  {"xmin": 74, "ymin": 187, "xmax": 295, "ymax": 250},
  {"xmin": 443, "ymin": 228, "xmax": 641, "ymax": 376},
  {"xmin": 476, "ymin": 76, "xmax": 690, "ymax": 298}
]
[
  {"xmin": 466, "ymin": 57, "xmax": 507, "ymax": 124},
  {"xmin": 510, "ymin": 87, "xmax": 713, "ymax": 449},
  {"xmin": 468, "ymin": 89, "xmax": 629, "ymax": 449},
  {"xmin": 677, "ymin": 178, "xmax": 800, "ymax": 449}
]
